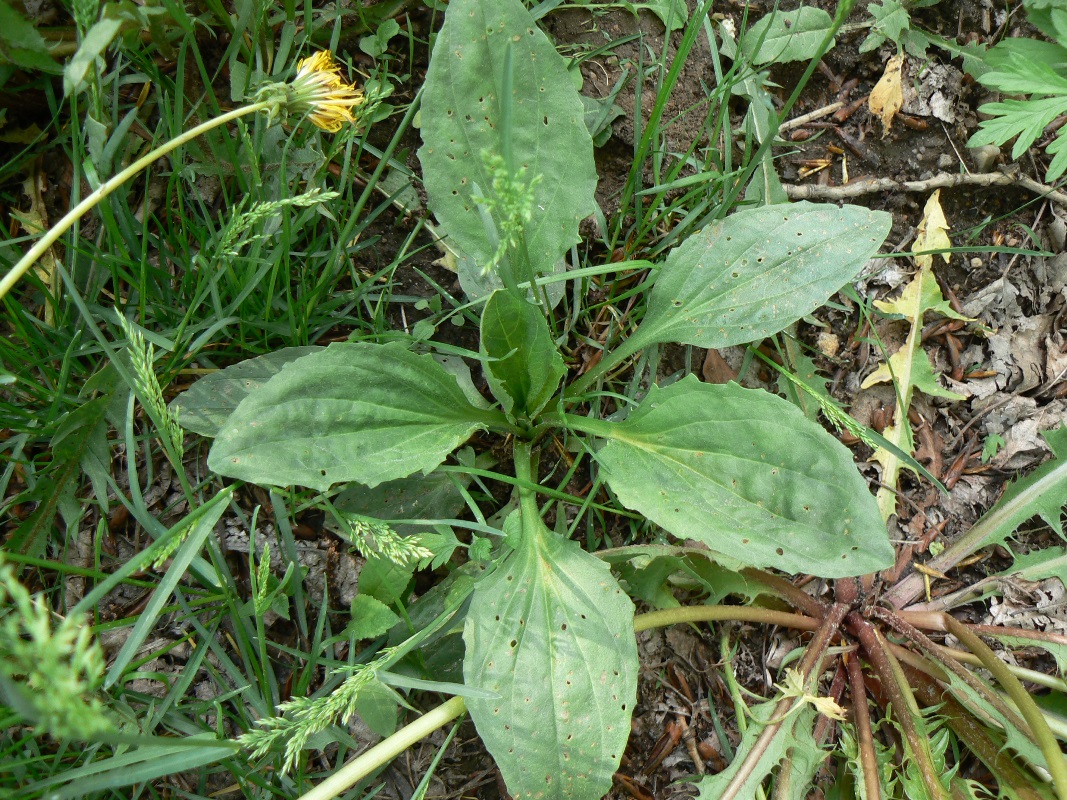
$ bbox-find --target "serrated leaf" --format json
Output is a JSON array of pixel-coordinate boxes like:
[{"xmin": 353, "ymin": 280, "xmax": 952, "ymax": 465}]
[
  {"xmin": 208, "ymin": 342, "xmax": 500, "ymax": 491},
  {"xmin": 696, "ymin": 701, "xmax": 825, "ymax": 799},
  {"xmin": 969, "ymin": 96, "xmax": 1067, "ymax": 160},
  {"xmin": 742, "ymin": 7, "xmax": 835, "ymax": 66},
  {"xmin": 7, "ymin": 396, "xmax": 111, "ymax": 559},
  {"xmin": 860, "ymin": 192, "xmax": 966, "ymax": 519},
  {"xmin": 480, "ymin": 290, "xmax": 565, "ymax": 417},
  {"xmin": 590, "ymin": 377, "xmax": 892, "ymax": 578},
  {"xmin": 625, "ymin": 202, "xmax": 891, "ymax": 354},
  {"xmin": 464, "ymin": 512, "xmax": 637, "ymax": 800},
  {"xmin": 860, "ymin": 0, "xmax": 911, "ymax": 54},
  {"xmin": 171, "ymin": 346, "xmax": 323, "ymax": 437},
  {"xmin": 418, "ymin": 0, "xmax": 596, "ymax": 293},
  {"xmin": 349, "ymin": 594, "xmax": 401, "ymax": 639},
  {"xmin": 969, "ymin": 427, "xmax": 1067, "ymax": 551}
]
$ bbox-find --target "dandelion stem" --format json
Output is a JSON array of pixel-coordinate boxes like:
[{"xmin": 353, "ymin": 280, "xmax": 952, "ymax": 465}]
[
  {"xmin": 297, "ymin": 695, "xmax": 468, "ymax": 800},
  {"xmin": 1, "ymin": 100, "xmax": 272, "ymax": 302}
]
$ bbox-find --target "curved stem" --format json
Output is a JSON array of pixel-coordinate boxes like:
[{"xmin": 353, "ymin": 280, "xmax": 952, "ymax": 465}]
[
  {"xmin": 294, "ymin": 603, "xmax": 824, "ymax": 800},
  {"xmin": 297, "ymin": 695, "xmax": 467, "ymax": 800},
  {"xmin": 944, "ymin": 615, "xmax": 1067, "ymax": 800},
  {"xmin": 859, "ymin": 622, "xmax": 951, "ymax": 800},
  {"xmin": 1, "ymin": 101, "xmax": 272, "ymax": 302},
  {"xmin": 634, "ymin": 605, "xmax": 819, "ymax": 633}
]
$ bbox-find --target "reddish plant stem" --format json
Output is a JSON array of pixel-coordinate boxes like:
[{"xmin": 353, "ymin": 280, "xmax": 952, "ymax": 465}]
[
  {"xmin": 906, "ymin": 665, "xmax": 1053, "ymax": 800},
  {"xmin": 867, "ymin": 607, "xmax": 1027, "ymax": 733},
  {"xmin": 719, "ymin": 603, "xmax": 848, "ymax": 800},
  {"xmin": 844, "ymin": 652, "xmax": 883, "ymax": 800},
  {"xmin": 740, "ymin": 568, "xmax": 829, "ymax": 618},
  {"xmin": 851, "ymin": 615, "xmax": 951, "ymax": 800}
]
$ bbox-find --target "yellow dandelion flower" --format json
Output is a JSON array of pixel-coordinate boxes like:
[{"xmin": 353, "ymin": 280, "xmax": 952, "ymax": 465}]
[{"xmin": 288, "ymin": 50, "xmax": 364, "ymax": 132}]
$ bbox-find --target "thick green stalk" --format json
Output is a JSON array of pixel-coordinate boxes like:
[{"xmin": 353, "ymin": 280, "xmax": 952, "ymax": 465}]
[
  {"xmin": 297, "ymin": 695, "xmax": 468, "ymax": 800},
  {"xmin": 1, "ymin": 100, "xmax": 272, "ymax": 302}
]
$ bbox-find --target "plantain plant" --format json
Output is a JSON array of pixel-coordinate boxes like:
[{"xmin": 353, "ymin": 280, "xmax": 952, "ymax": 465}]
[{"xmin": 174, "ymin": 0, "xmax": 1067, "ymax": 798}]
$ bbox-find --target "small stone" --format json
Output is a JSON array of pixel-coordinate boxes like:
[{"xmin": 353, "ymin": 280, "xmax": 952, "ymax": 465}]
[
  {"xmin": 937, "ymin": 153, "xmax": 955, "ymax": 170},
  {"xmin": 970, "ymin": 257, "xmax": 983, "ymax": 268},
  {"xmin": 969, "ymin": 144, "xmax": 1000, "ymax": 172},
  {"xmin": 816, "ymin": 332, "xmax": 841, "ymax": 358}
]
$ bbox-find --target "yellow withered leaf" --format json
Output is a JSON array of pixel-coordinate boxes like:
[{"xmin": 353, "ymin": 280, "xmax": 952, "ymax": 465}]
[
  {"xmin": 913, "ymin": 189, "xmax": 952, "ymax": 269},
  {"xmin": 869, "ymin": 54, "xmax": 904, "ymax": 137}
]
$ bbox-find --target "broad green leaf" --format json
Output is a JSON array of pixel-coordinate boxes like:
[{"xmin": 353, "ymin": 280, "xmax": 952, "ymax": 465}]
[
  {"xmin": 480, "ymin": 290, "xmax": 565, "ymax": 416},
  {"xmin": 626, "ymin": 0, "xmax": 688, "ymax": 31},
  {"xmin": 742, "ymin": 7, "xmax": 835, "ymax": 66},
  {"xmin": 418, "ymin": 0, "xmax": 596, "ymax": 290},
  {"xmin": 208, "ymin": 343, "xmax": 501, "ymax": 492},
  {"xmin": 336, "ymin": 467, "xmax": 472, "ymax": 537},
  {"xmin": 171, "ymin": 346, "xmax": 322, "ymax": 437},
  {"xmin": 64, "ymin": 17, "xmax": 125, "ymax": 95},
  {"xmin": 353, "ymin": 679, "xmax": 400, "ymax": 737},
  {"xmin": 625, "ymin": 202, "xmax": 891, "ymax": 354},
  {"xmin": 464, "ymin": 513, "xmax": 637, "ymax": 799},
  {"xmin": 591, "ymin": 377, "xmax": 892, "ymax": 578},
  {"xmin": 358, "ymin": 556, "xmax": 413, "ymax": 606}
]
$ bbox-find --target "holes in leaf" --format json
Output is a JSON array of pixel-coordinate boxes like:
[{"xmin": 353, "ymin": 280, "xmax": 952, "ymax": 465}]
[
  {"xmin": 776, "ymin": 547, "xmax": 784, "ymax": 556},
  {"xmin": 560, "ymin": 623, "xmax": 567, "ymax": 631},
  {"xmin": 510, "ymin": 639, "xmax": 518, "ymax": 648},
  {"xmin": 543, "ymin": 115, "xmax": 549, "ymax": 126},
  {"xmin": 731, "ymin": 271, "xmax": 739, "ymax": 278}
]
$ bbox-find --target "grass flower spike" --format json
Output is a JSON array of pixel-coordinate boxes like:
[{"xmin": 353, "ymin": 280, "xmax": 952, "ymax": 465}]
[{"xmin": 288, "ymin": 50, "xmax": 365, "ymax": 132}]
